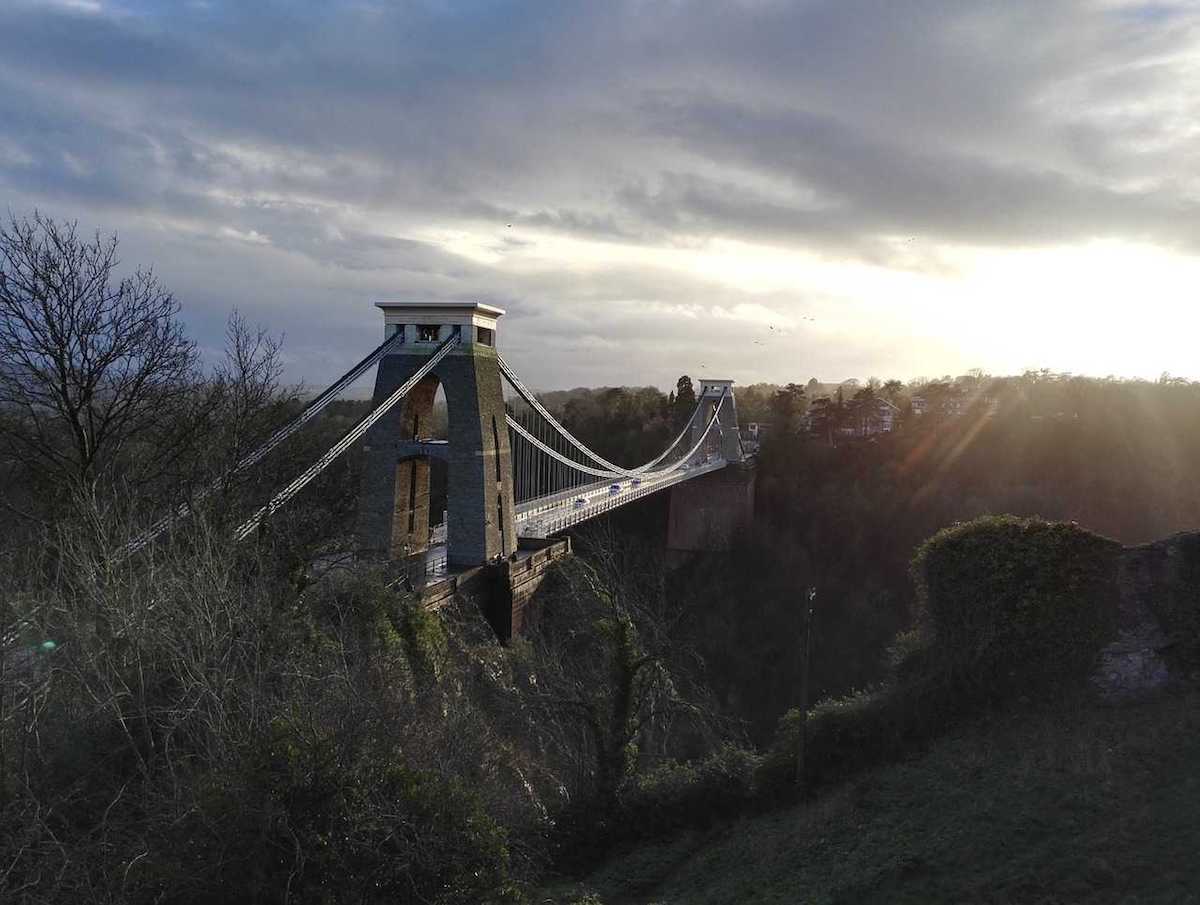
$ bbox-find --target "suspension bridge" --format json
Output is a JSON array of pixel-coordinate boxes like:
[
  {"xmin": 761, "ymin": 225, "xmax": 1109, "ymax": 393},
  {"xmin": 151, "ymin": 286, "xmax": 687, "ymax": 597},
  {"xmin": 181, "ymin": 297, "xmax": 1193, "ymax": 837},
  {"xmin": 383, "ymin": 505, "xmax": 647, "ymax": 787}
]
[{"xmin": 131, "ymin": 301, "xmax": 754, "ymax": 636}]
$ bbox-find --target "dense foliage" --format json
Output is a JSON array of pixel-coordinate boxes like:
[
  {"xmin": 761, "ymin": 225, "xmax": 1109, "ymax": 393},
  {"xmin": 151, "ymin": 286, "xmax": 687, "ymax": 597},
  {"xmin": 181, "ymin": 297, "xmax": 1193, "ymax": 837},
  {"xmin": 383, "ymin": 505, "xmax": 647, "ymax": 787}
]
[{"xmin": 911, "ymin": 516, "xmax": 1122, "ymax": 693}]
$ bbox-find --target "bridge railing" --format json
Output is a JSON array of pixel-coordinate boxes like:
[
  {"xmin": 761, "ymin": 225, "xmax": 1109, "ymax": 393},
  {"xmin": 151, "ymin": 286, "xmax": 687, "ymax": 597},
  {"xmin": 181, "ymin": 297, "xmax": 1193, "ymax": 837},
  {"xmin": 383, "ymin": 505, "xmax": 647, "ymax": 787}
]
[
  {"xmin": 424, "ymin": 548, "xmax": 449, "ymax": 579},
  {"xmin": 515, "ymin": 457, "xmax": 726, "ymax": 538}
]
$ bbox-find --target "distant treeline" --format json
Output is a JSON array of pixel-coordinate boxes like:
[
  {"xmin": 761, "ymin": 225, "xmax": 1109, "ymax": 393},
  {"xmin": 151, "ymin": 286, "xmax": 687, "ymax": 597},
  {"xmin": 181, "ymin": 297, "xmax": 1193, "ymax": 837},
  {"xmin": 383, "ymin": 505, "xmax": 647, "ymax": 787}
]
[{"xmin": 552, "ymin": 370, "xmax": 1200, "ymax": 544}]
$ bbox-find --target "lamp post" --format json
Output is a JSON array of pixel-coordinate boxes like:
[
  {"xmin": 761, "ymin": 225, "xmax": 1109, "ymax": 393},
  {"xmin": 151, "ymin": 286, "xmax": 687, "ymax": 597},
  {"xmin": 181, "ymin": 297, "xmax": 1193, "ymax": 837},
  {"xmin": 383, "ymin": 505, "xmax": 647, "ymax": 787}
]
[{"xmin": 796, "ymin": 586, "xmax": 816, "ymax": 791}]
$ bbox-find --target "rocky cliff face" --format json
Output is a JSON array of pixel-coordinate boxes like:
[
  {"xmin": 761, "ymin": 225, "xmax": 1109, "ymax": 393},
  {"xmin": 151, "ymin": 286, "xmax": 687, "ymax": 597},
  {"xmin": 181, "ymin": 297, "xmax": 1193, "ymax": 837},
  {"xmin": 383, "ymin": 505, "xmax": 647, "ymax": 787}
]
[{"xmin": 1093, "ymin": 532, "xmax": 1200, "ymax": 699}]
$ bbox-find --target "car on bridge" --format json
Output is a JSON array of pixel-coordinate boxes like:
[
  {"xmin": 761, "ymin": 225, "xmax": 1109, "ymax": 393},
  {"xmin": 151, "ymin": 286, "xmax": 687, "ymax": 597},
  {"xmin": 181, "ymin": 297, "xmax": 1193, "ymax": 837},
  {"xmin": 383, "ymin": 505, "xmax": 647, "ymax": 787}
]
[
  {"xmin": 608, "ymin": 483, "xmax": 621, "ymax": 494},
  {"xmin": 631, "ymin": 478, "xmax": 642, "ymax": 486},
  {"xmin": 573, "ymin": 497, "xmax": 587, "ymax": 509}
]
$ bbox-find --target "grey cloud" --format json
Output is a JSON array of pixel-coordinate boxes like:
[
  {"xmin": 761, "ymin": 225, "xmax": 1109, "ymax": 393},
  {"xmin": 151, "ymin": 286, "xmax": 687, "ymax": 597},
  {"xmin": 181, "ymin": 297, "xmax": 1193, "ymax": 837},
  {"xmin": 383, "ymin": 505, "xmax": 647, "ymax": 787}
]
[
  {"xmin": 1, "ymin": 0, "xmax": 1197, "ymax": 386},
  {"xmin": 630, "ymin": 97, "xmax": 1200, "ymax": 252}
]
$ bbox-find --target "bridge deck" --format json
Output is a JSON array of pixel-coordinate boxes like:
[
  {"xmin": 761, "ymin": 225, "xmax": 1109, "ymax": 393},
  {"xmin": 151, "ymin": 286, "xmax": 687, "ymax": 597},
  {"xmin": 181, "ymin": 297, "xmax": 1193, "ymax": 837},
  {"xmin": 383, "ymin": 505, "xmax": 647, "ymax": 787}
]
[
  {"xmin": 513, "ymin": 458, "xmax": 726, "ymax": 538},
  {"xmin": 417, "ymin": 457, "xmax": 725, "ymax": 567}
]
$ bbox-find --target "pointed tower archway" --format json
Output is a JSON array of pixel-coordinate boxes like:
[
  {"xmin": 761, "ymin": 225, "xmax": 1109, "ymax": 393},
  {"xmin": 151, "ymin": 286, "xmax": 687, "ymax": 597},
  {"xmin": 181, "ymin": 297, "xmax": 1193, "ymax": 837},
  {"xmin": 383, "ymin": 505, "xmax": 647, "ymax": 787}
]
[{"xmin": 357, "ymin": 302, "xmax": 517, "ymax": 567}]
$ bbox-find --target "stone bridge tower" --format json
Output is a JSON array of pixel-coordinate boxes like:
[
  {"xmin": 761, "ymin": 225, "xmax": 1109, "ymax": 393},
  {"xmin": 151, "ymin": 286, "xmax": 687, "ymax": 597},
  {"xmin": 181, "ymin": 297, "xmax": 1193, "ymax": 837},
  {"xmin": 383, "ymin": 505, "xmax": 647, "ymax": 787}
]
[
  {"xmin": 357, "ymin": 302, "xmax": 518, "ymax": 568},
  {"xmin": 668, "ymin": 377, "xmax": 754, "ymax": 558},
  {"xmin": 689, "ymin": 378, "xmax": 745, "ymax": 463}
]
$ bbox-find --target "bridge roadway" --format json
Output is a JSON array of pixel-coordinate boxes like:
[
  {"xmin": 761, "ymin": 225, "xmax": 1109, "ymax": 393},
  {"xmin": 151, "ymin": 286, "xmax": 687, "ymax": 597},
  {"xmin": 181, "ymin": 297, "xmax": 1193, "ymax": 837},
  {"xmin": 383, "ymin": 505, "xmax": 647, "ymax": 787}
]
[
  {"xmin": 417, "ymin": 455, "xmax": 727, "ymax": 579},
  {"xmin": 513, "ymin": 456, "xmax": 727, "ymax": 537}
]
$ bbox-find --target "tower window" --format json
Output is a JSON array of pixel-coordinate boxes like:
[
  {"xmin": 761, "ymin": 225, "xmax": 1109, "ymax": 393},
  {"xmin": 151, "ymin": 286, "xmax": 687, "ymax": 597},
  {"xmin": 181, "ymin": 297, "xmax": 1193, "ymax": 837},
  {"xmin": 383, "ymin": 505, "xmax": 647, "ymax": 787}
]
[
  {"xmin": 477, "ymin": 326, "xmax": 494, "ymax": 346},
  {"xmin": 417, "ymin": 324, "xmax": 440, "ymax": 342}
]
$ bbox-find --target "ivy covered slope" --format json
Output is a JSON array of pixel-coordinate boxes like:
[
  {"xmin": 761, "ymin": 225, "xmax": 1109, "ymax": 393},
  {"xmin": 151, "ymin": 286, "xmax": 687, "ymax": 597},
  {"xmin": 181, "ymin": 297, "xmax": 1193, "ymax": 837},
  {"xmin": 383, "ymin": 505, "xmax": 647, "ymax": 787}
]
[{"xmin": 564, "ymin": 686, "xmax": 1200, "ymax": 905}]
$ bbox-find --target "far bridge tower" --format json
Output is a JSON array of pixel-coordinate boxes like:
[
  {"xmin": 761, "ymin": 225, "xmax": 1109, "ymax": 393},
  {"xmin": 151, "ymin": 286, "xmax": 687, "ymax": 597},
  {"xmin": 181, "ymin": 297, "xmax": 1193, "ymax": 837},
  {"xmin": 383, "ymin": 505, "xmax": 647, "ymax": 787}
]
[
  {"xmin": 689, "ymin": 378, "xmax": 745, "ymax": 464},
  {"xmin": 668, "ymin": 377, "xmax": 755, "ymax": 557}
]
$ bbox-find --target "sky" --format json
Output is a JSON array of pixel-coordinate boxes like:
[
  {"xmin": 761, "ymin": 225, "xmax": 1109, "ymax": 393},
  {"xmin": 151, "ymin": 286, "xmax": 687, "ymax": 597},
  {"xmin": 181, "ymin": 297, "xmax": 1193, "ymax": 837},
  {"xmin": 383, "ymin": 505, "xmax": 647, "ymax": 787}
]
[{"xmin": 2, "ymin": 0, "xmax": 1199, "ymax": 393}]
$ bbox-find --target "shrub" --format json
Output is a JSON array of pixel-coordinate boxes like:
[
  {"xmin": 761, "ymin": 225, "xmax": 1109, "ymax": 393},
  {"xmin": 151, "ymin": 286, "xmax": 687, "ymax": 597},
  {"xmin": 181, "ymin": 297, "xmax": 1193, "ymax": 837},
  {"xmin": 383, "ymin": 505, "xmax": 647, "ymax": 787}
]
[
  {"xmin": 910, "ymin": 515, "xmax": 1121, "ymax": 697},
  {"xmin": 135, "ymin": 747, "xmax": 524, "ymax": 905},
  {"xmin": 618, "ymin": 744, "xmax": 759, "ymax": 837},
  {"xmin": 761, "ymin": 676, "xmax": 963, "ymax": 791},
  {"xmin": 398, "ymin": 595, "xmax": 449, "ymax": 682},
  {"xmin": 554, "ymin": 744, "xmax": 761, "ymax": 866},
  {"xmin": 886, "ymin": 627, "xmax": 935, "ymax": 683},
  {"xmin": 776, "ymin": 690, "xmax": 898, "ymax": 782},
  {"xmin": 271, "ymin": 757, "xmax": 523, "ymax": 905}
]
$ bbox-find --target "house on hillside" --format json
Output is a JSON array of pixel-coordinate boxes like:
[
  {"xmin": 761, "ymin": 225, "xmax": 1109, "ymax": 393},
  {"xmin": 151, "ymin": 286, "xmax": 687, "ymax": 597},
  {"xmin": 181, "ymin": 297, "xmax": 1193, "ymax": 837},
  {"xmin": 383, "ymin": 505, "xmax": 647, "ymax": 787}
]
[
  {"xmin": 910, "ymin": 388, "xmax": 1000, "ymax": 418},
  {"xmin": 857, "ymin": 397, "xmax": 900, "ymax": 436},
  {"xmin": 835, "ymin": 397, "xmax": 902, "ymax": 437},
  {"xmin": 875, "ymin": 398, "xmax": 901, "ymax": 432}
]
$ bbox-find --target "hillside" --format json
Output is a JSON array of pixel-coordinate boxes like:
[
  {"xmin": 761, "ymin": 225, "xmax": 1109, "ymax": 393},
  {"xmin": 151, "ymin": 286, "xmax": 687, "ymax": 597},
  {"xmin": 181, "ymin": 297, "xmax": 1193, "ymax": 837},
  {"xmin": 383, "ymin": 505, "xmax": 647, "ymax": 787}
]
[{"xmin": 554, "ymin": 686, "xmax": 1200, "ymax": 904}]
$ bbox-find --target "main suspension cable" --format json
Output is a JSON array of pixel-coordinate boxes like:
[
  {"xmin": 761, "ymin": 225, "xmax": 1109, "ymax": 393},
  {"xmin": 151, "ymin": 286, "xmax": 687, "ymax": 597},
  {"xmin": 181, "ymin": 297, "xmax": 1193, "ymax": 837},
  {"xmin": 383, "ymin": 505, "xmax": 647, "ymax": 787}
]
[
  {"xmin": 125, "ymin": 328, "xmax": 408, "ymax": 555},
  {"xmin": 504, "ymin": 387, "xmax": 730, "ymax": 492},
  {"xmin": 235, "ymin": 333, "xmax": 460, "ymax": 541},
  {"xmin": 497, "ymin": 354, "xmax": 704, "ymax": 476}
]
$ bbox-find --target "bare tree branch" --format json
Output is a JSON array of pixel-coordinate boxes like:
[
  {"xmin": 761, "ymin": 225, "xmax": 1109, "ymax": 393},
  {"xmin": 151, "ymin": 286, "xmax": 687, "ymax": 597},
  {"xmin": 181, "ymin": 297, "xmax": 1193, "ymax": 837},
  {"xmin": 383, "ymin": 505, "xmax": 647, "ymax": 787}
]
[{"xmin": 0, "ymin": 212, "xmax": 199, "ymax": 499}]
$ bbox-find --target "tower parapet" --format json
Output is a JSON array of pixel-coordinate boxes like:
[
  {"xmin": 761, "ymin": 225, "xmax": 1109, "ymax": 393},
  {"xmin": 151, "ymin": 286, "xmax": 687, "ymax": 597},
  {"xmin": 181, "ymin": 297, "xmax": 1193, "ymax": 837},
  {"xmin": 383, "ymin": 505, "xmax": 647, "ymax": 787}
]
[{"xmin": 376, "ymin": 300, "xmax": 504, "ymax": 349}]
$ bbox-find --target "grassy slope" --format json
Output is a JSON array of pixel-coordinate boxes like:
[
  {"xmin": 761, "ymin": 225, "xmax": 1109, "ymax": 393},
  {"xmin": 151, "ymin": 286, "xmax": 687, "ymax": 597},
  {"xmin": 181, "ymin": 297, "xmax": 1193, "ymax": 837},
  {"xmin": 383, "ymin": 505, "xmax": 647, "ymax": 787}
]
[{"xmin": 555, "ymin": 688, "xmax": 1200, "ymax": 905}]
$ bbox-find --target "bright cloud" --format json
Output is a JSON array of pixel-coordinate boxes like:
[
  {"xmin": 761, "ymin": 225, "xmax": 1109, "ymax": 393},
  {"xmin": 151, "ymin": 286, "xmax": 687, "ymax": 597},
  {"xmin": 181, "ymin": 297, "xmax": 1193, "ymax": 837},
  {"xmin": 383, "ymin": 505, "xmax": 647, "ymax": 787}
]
[{"xmin": 1, "ymin": 0, "xmax": 1198, "ymax": 391}]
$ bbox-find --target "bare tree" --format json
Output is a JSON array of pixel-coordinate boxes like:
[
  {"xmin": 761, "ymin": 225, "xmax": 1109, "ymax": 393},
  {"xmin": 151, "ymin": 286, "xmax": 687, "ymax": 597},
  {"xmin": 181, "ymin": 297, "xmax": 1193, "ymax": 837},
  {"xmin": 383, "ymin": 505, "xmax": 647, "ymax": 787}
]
[
  {"xmin": 181, "ymin": 310, "xmax": 291, "ymax": 490},
  {"xmin": 0, "ymin": 212, "xmax": 198, "ymax": 497},
  {"xmin": 214, "ymin": 312, "xmax": 285, "ymax": 457}
]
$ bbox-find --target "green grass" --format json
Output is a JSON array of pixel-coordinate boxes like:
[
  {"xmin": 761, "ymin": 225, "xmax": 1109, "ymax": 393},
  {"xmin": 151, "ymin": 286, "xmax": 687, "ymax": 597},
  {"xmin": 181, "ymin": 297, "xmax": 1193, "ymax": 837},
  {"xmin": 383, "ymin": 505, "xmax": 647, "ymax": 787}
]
[{"xmin": 546, "ymin": 688, "xmax": 1200, "ymax": 905}]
